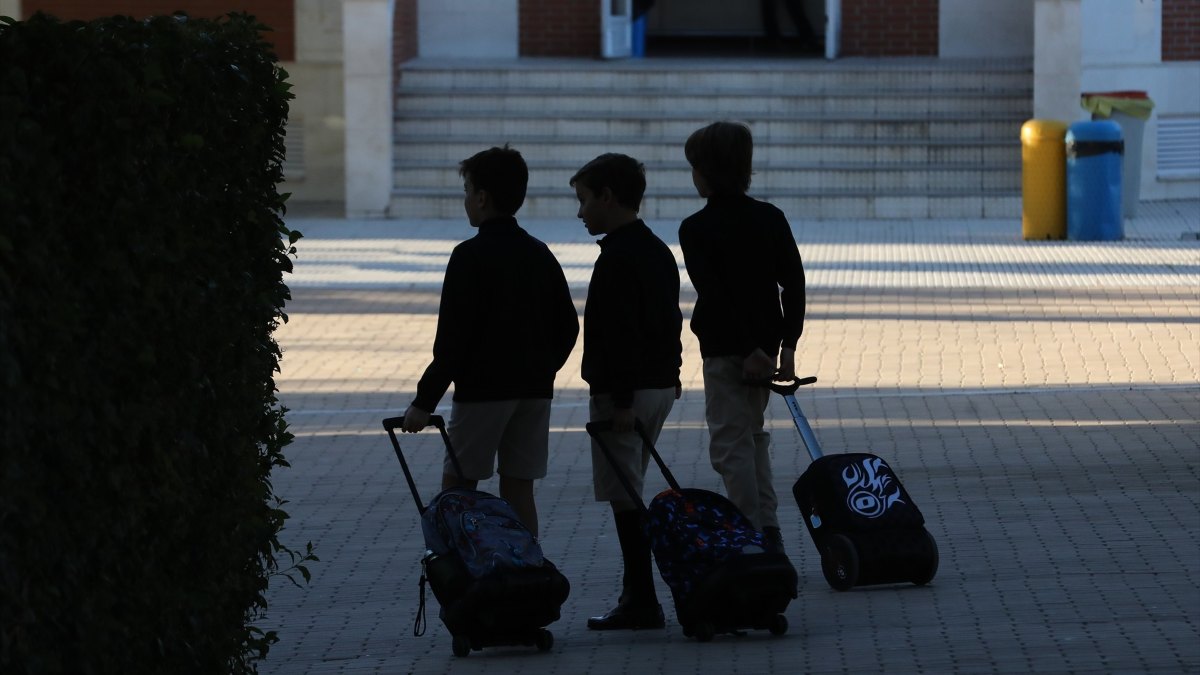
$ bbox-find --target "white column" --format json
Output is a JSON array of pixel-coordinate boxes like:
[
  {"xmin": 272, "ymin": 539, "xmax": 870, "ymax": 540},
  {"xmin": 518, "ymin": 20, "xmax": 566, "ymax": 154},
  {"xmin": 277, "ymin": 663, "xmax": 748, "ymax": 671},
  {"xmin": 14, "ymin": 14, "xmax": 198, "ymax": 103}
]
[
  {"xmin": 343, "ymin": 0, "xmax": 394, "ymax": 218},
  {"xmin": 1033, "ymin": 0, "xmax": 1083, "ymax": 123}
]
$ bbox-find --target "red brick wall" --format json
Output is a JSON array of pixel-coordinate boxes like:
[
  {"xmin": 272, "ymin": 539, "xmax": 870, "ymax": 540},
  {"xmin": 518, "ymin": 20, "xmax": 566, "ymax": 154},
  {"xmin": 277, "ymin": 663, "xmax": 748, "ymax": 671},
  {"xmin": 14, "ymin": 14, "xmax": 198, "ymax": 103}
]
[
  {"xmin": 22, "ymin": 1, "xmax": 294, "ymax": 60},
  {"xmin": 519, "ymin": 0, "xmax": 598, "ymax": 57},
  {"xmin": 1162, "ymin": 0, "xmax": 1199, "ymax": 61},
  {"xmin": 840, "ymin": 0, "xmax": 938, "ymax": 56},
  {"xmin": 393, "ymin": 0, "xmax": 417, "ymax": 64}
]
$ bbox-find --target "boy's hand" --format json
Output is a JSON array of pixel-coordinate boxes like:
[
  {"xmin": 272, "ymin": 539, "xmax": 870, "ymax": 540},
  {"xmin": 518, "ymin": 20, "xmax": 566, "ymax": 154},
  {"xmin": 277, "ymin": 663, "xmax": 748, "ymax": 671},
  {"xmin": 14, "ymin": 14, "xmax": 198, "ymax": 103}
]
[
  {"xmin": 776, "ymin": 348, "xmax": 796, "ymax": 380},
  {"xmin": 401, "ymin": 404, "xmax": 430, "ymax": 433},
  {"xmin": 611, "ymin": 407, "xmax": 635, "ymax": 433},
  {"xmin": 742, "ymin": 348, "xmax": 775, "ymax": 381}
]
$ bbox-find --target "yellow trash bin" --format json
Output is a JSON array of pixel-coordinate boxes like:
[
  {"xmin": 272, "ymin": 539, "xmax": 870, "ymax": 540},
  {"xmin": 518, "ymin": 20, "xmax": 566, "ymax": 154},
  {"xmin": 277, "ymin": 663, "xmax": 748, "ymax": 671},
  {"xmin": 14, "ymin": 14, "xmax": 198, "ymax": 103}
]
[{"xmin": 1021, "ymin": 119, "xmax": 1069, "ymax": 240}]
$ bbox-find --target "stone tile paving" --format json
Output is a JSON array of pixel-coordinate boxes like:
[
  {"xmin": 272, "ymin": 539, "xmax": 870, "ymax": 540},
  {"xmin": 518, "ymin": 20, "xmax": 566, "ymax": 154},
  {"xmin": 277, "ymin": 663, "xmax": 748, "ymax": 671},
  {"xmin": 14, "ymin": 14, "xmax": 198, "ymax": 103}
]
[{"xmin": 259, "ymin": 201, "xmax": 1198, "ymax": 674}]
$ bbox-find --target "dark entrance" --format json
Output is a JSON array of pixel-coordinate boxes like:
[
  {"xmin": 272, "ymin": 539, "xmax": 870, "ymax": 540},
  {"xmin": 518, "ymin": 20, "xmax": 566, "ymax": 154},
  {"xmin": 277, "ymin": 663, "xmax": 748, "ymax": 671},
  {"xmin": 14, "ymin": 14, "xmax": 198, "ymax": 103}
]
[{"xmin": 642, "ymin": 0, "xmax": 825, "ymax": 57}]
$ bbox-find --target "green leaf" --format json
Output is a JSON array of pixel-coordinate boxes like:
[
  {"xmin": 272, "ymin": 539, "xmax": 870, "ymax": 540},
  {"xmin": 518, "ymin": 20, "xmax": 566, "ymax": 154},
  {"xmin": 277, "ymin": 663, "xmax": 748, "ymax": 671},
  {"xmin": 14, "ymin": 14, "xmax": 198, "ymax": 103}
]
[
  {"xmin": 178, "ymin": 133, "xmax": 205, "ymax": 150},
  {"xmin": 143, "ymin": 88, "xmax": 174, "ymax": 105}
]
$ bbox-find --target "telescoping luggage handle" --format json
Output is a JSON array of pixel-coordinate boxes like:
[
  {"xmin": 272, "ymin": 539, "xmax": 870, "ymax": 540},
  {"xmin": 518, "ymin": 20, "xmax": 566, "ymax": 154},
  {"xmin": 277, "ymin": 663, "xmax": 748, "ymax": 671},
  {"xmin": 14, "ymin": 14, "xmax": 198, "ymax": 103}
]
[
  {"xmin": 765, "ymin": 376, "xmax": 824, "ymax": 461},
  {"xmin": 381, "ymin": 415, "xmax": 466, "ymax": 514},
  {"xmin": 585, "ymin": 420, "xmax": 681, "ymax": 512}
]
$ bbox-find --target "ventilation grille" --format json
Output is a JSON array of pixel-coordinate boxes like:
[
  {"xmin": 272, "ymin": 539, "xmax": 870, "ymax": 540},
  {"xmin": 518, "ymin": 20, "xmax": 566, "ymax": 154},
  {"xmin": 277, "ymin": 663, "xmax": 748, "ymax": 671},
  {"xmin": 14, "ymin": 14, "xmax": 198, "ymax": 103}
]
[{"xmin": 1157, "ymin": 116, "xmax": 1200, "ymax": 179}]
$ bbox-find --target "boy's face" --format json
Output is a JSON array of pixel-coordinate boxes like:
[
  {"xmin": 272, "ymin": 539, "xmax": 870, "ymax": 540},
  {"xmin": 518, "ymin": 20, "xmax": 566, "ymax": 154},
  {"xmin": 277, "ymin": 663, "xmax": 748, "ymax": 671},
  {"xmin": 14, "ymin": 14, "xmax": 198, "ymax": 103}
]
[
  {"xmin": 691, "ymin": 168, "xmax": 711, "ymax": 199},
  {"xmin": 574, "ymin": 182, "xmax": 612, "ymax": 236},
  {"xmin": 462, "ymin": 176, "xmax": 485, "ymax": 227}
]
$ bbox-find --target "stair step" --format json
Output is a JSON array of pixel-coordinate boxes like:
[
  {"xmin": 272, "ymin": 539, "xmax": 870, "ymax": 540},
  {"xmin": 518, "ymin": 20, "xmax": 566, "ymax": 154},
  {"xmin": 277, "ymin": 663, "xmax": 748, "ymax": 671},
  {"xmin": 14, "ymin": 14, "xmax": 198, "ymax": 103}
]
[
  {"xmin": 395, "ymin": 138, "xmax": 1020, "ymax": 165},
  {"xmin": 396, "ymin": 57, "xmax": 1033, "ymax": 91},
  {"xmin": 395, "ymin": 88, "xmax": 1031, "ymax": 117},
  {"xmin": 396, "ymin": 115, "xmax": 1025, "ymax": 142},
  {"xmin": 394, "ymin": 164, "xmax": 1019, "ymax": 191},
  {"xmin": 388, "ymin": 189, "xmax": 1020, "ymax": 220}
]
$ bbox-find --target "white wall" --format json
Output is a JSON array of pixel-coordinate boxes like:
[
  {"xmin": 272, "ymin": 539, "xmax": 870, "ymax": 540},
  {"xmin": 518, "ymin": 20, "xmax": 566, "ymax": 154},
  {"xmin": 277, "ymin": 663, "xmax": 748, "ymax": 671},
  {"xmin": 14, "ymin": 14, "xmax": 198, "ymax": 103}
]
[
  {"xmin": 1080, "ymin": 0, "xmax": 1200, "ymax": 200},
  {"xmin": 284, "ymin": 0, "xmax": 347, "ymax": 204},
  {"xmin": 0, "ymin": 1, "xmax": 19, "ymax": 19},
  {"xmin": 419, "ymin": 0, "xmax": 517, "ymax": 58},
  {"xmin": 1081, "ymin": 0, "xmax": 1159, "ymax": 67},
  {"xmin": 941, "ymin": 0, "xmax": 1034, "ymax": 59}
]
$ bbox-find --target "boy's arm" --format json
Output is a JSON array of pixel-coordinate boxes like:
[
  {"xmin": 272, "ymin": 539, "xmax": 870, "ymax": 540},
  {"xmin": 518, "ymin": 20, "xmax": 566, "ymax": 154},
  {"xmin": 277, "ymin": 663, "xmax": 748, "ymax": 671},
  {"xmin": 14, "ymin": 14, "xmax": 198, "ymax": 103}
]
[
  {"xmin": 591, "ymin": 252, "xmax": 652, "ymax": 432},
  {"xmin": 775, "ymin": 217, "xmax": 806, "ymax": 353},
  {"xmin": 597, "ymin": 258, "xmax": 643, "ymax": 412},
  {"xmin": 679, "ymin": 221, "xmax": 756, "ymax": 357},
  {"xmin": 548, "ymin": 257, "xmax": 580, "ymax": 371},
  {"xmin": 777, "ymin": 347, "xmax": 796, "ymax": 380},
  {"xmin": 412, "ymin": 249, "xmax": 473, "ymax": 413}
]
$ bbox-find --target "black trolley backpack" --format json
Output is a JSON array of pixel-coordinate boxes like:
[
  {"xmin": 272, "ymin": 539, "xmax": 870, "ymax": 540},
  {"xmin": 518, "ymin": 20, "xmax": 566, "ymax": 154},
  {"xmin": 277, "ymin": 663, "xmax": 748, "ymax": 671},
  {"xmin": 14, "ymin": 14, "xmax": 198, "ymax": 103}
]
[
  {"xmin": 382, "ymin": 415, "xmax": 569, "ymax": 657},
  {"xmin": 770, "ymin": 377, "xmax": 939, "ymax": 591},
  {"xmin": 586, "ymin": 420, "xmax": 798, "ymax": 642}
]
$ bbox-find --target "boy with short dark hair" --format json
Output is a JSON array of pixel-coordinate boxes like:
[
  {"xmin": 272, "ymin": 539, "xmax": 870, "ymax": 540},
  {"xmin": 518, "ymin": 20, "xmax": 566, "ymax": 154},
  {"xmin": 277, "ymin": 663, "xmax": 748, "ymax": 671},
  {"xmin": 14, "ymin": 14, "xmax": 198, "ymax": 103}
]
[
  {"xmin": 402, "ymin": 145, "xmax": 579, "ymax": 539},
  {"xmin": 572, "ymin": 153, "xmax": 682, "ymax": 630},
  {"xmin": 679, "ymin": 121, "xmax": 806, "ymax": 553}
]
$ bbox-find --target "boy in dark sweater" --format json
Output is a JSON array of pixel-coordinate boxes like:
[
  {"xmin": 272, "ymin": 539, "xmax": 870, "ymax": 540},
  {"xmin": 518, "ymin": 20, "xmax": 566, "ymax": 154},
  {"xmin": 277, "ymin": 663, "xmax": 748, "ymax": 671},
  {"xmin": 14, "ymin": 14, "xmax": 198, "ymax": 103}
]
[
  {"xmin": 573, "ymin": 154, "xmax": 682, "ymax": 630},
  {"xmin": 679, "ymin": 121, "xmax": 806, "ymax": 553},
  {"xmin": 401, "ymin": 146, "xmax": 579, "ymax": 539}
]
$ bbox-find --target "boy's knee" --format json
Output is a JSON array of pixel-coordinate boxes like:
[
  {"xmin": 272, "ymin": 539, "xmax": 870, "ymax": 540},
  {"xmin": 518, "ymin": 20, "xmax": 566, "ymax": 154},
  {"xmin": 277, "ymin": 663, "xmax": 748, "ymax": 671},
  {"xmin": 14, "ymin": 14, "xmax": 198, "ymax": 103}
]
[
  {"xmin": 609, "ymin": 499, "xmax": 639, "ymax": 514},
  {"xmin": 498, "ymin": 475, "xmax": 534, "ymax": 496},
  {"xmin": 441, "ymin": 474, "xmax": 477, "ymax": 491}
]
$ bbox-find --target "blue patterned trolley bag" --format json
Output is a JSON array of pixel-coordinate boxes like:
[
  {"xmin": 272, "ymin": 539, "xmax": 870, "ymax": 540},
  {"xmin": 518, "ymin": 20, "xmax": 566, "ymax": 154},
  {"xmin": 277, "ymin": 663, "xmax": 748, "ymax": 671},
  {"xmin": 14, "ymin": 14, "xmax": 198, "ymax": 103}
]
[
  {"xmin": 384, "ymin": 415, "xmax": 569, "ymax": 658},
  {"xmin": 586, "ymin": 421, "xmax": 797, "ymax": 642},
  {"xmin": 420, "ymin": 488, "xmax": 544, "ymax": 578}
]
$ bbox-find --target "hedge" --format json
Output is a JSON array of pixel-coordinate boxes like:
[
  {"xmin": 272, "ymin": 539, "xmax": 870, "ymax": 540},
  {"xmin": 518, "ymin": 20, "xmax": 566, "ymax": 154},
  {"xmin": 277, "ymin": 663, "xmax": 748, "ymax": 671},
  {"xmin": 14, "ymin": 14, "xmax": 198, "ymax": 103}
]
[{"xmin": 0, "ymin": 12, "xmax": 307, "ymax": 674}]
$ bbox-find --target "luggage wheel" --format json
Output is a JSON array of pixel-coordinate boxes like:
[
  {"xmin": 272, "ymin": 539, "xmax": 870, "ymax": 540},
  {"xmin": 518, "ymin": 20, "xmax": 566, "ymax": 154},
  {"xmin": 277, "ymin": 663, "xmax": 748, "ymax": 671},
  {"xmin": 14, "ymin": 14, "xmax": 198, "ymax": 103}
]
[
  {"xmin": 911, "ymin": 529, "xmax": 939, "ymax": 586},
  {"xmin": 451, "ymin": 635, "xmax": 471, "ymax": 657},
  {"xmin": 821, "ymin": 534, "xmax": 860, "ymax": 591},
  {"xmin": 769, "ymin": 614, "xmax": 788, "ymax": 636},
  {"xmin": 535, "ymin": 629, "xmax": 554, "ymax": 652}
]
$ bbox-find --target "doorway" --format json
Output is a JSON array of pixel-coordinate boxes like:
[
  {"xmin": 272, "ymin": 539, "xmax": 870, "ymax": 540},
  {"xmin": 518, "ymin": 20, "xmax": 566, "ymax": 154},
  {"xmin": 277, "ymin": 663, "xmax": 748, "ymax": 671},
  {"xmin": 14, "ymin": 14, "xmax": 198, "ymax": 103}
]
[{"xmin": 641, "ymin": 0, "xmax": 826, "ymax": 57}]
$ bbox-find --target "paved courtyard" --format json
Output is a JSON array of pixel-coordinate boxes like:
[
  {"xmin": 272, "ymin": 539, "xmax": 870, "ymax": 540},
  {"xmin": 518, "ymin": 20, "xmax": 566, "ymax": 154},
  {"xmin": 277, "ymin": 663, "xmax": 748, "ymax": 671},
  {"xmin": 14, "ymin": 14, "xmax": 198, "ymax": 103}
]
[{"xmin": 258, "ymin": 200, "xmax": 1199, "ymax": 674}]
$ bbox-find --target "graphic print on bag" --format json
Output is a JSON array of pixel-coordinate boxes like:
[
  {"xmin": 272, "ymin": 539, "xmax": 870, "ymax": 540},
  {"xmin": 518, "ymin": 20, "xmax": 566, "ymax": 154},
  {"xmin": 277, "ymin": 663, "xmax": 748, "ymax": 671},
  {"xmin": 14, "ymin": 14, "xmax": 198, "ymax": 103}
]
[
  {"xmin": 421, "ymin": 488, "xmax": 545, "ymax": 579},
  {"xmin": 645, "ymin": 488, "xmax": 766, "ymax": 604},
  {"xmin": 795, "ymin": 453, "xmax": 925, "ymax": 533},
  {"xmin": 842, "ymin": 456, "xmax": 905, "ymax": 518}
]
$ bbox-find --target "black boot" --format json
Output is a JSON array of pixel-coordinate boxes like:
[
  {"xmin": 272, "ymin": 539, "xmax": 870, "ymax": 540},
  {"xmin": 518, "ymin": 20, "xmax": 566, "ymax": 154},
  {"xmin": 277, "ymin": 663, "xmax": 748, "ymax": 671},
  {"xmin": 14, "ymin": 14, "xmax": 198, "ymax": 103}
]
[
  {"xmin": 587, "ymin": 510, "xmax": 665, "ymax": 630},
  {"xmin": 586, "ymin": 593, "xmax": 666, "ymax": 630}
]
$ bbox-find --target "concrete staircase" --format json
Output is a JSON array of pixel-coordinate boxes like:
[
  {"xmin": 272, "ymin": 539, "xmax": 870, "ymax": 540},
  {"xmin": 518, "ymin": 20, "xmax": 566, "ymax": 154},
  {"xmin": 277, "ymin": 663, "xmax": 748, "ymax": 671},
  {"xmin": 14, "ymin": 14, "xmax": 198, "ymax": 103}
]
[{"xmin": 390, "ymin": 57, "xmax": 1031, "ymax": 220}]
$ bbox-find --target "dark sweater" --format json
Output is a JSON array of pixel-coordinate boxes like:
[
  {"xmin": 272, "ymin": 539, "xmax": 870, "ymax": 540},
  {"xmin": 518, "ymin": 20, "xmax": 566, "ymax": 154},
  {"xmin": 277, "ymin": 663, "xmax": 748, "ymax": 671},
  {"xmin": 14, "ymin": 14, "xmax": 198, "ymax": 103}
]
[
  {"xmin": 678, "ymin": 194, "xmax": 805, "ymax": 359},
  {"xmin": 413, "ymin": 217, "xmax": 579, "ymax": 411},
  {"xmin": 582, "ymin": 220, "xmax": 683, "ymax": 408}
]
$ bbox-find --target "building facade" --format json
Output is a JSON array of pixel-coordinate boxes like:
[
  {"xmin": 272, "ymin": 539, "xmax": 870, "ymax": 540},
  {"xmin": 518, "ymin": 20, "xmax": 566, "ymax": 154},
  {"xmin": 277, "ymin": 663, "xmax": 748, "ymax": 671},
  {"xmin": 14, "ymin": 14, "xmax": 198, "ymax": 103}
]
[{"xmin": 4, "ymin": 0, "xmax": 1198, "ymax": 215}]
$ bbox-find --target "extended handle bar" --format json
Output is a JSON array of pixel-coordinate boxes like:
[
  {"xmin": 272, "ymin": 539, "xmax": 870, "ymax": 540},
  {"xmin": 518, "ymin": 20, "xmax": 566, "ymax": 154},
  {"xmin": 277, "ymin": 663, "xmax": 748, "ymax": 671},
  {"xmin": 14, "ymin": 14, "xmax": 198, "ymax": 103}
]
[
  {"xmin": 382, "ymin": 414, "xmax": 446, "ymax": 431},
  {"xmin": 744, "ymin": 375, "xmax": 818, "ymax": 395}
]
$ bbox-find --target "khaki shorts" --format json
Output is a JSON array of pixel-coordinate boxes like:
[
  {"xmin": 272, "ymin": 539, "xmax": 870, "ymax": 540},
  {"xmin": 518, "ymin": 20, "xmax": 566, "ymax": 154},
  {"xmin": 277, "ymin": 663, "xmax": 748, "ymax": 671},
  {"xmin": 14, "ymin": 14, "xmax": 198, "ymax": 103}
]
[
  {"xmin": 445, "ymin": 399, "xmax": 551, "ymax": 481},
  {"xmin": 589, "ymin": 387, "xmax": 677, "ymax": 503}
]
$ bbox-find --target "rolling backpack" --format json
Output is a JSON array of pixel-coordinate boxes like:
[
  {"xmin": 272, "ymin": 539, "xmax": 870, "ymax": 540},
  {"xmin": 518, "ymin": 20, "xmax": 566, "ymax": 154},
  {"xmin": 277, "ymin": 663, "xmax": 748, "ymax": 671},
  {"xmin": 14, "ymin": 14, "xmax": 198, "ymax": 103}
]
[
  {"xmin": 587, "ymin": 420, "xmax": 797, "ymax": 642},
  {"xmin": 384, "ymin": 415, "xmax": 569, "ymax": 657},
  {"xmin": 770, "ymin": 377, "xmax": 939, "ymax": 591}
]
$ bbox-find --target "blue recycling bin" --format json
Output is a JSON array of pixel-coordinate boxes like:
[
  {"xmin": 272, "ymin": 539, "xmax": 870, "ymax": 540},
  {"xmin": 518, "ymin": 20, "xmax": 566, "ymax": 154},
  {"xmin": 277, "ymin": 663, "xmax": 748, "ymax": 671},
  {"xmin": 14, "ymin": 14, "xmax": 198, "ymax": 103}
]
[
  {"xmin": 1065, "ymin": 120, "xmax": 1124, "ymax": 241},
  {"xmin": 632, "ymin": 15, "xmax": 646, "ymax": 57}
]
